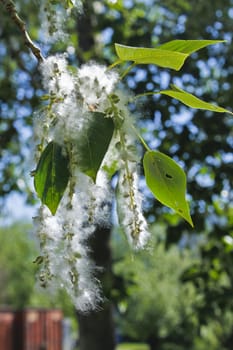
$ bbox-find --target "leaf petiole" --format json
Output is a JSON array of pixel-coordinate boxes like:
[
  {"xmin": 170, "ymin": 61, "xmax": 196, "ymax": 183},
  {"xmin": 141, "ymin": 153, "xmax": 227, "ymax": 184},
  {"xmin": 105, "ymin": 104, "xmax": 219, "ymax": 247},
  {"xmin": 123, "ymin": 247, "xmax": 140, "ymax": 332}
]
[
  {"xmin": 130, "ymin": 123, "xmax": 151, "ymax": 152},
  {"xmin": 120, "ymin": 62, "xmax": 136, "ymax": 79},
  {"xmin": 107, "ymin": 60, "xmax": 122, "ymax": 70},
  {"xmin": 134, "ymin": 91, "xmax": 159, "ymax": 100}
]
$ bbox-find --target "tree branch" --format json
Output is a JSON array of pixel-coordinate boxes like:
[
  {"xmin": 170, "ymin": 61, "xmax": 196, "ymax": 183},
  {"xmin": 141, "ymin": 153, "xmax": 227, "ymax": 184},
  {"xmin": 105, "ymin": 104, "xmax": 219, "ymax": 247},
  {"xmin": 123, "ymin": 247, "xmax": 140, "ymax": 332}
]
[{"xmin": 1, "ymin": 0, "xmax": 45, "ymax": 63}]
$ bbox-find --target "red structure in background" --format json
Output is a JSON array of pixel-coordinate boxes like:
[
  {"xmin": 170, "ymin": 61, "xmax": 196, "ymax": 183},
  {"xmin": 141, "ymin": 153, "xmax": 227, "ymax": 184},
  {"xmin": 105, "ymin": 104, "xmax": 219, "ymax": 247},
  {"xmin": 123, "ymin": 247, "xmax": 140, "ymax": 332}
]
[
  {"xmin": 0, "ymin": 311, "xmax": 14, "ymax": 350},
  {"xmin": 0, "ymin": 309, "xmax": 63, "ymax": 350}
]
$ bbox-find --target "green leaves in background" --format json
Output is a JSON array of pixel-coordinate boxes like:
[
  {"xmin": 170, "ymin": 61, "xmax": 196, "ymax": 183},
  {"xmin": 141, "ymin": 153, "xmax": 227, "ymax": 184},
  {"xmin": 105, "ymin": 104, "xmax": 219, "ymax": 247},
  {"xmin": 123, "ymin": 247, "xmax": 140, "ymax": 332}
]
[
  {"xmin": 115, "ymin": 40, "xmax": 225, "ymax": 71},
  {"xmin": 143, "ymin": 150, "xmax": 193, "ymax": 227},
  {"xmin": 75, "ymin": 112, "xmax": 114, "ymax": 182},
  {"xmin": 65, "ymin": 0, "xmax": 75, "ymax": 9},
  {"xmin": 159, "ymin": 85, "xmax": 233, "ymax": 114},
  {"xmin": 34, "ymin": 142, "xmax": 70, "ymax": 215}
]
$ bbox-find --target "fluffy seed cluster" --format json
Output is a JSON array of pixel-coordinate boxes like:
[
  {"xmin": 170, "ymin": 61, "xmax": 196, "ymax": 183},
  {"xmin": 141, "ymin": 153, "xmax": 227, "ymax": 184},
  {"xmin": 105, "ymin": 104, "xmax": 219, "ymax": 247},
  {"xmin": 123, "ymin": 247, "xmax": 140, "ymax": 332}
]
[
  {"xmin": 34, "ymin": 55, "xmax": 150, "ymax": 310},
  {"xmin": 34, "ymin": 172, "xmax": 112, "ymax": 311},
  {"xmin": 32, "ymin": 0, "xmax": 150, "ymax": 314},
  {"xmin": 117, "ymin": 161, "xmax": 150, "ymax": 249},
  {"xmin": 113, "ymin": 103, "xmax": 150, "ymax": 249},
  {"xmin": 34, "ymin": 57, "xmax": 118, "ymax": 311},
  {"xmin": 39, "ymin": 0, "xmax": 83, "ymax": 44},
  {"xmin": 34, "ymin": 56, "xmax": 118, "ymax": 147}
]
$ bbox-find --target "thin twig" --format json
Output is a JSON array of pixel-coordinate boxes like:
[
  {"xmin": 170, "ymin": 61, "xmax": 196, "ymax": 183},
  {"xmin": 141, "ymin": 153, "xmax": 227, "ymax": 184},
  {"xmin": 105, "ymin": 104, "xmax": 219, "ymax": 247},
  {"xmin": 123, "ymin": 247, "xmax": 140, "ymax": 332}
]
[{"xmin": 1, "ymin": 0, "xmax": 45, "ymax": 63}]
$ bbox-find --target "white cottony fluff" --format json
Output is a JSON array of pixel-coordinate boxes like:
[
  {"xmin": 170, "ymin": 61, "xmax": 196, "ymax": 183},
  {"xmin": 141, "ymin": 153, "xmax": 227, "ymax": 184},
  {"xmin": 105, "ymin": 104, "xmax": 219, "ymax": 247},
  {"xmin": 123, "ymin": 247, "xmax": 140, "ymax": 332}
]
[
  {"xmin": 39, "ymin": 1, "xmax": 83, "ymax": 44},
  {"xmin": 78, "ymin": 63, "xmax": 119, "ymax": 109},
  {"xmin": 39, "ymin": 6, "xmax": 68, "ymax": 44},
  {"xmin": 40, "ymin": 55, "xmax": 75, "ymax": 96},
  {"xmin": 117, "ymin": 164, "xmax": 150, "ymax": 249},
  {"xmin": 34, "ymin": 52, "xmax": 150, "ymax": 311},
  {"xmin": 39, "ymin": 57, "xmax": 119, "ymax": 146},
  {"xmin": 34, "ymin": 174, "xmax": 112, "ymax": 311}
]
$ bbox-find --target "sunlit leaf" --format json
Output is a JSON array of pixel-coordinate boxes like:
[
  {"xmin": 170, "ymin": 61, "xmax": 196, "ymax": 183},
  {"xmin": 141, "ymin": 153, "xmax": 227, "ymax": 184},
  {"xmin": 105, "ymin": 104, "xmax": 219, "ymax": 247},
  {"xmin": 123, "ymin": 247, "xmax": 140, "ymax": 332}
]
[
  {"xmin": 34, "ymin": 142, "xmax": 70, "ymax": 215},
  {"xmin": 159, "ymin": 39, "xmax": 225, "ymax": 54},
  {"xmin": 115, "ymin": 40, "xmax": 225, "ymax": 71},
  {"xmin": 143, "ymin": 150, "xmax": 193, "ymax": 227},
  {"xmin": 75, "ymin": 112, "xmax": 114, "ymax": 182},
  {"xmin": 115, "ymin": 43, "xmax": 187, "ymax": 70},
  {"xmin": 159, "ymin": 85, "xmax": 232, "ymax": 114},
  {"xmin": 65, "ymin": 0, "xmax": 75, "ymax": 9}
]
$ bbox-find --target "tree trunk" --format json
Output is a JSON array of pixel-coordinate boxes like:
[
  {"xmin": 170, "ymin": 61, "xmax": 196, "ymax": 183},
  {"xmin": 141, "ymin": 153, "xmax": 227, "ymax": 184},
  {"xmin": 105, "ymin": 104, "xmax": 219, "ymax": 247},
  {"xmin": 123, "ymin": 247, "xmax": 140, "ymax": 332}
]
[
  {"xmin": 76, "ymin": 226, "xmax": 115, "ymax": 350},
  {"xmin": 76, "ymin": 2, "xmax": 115, "ymax": 349},
  {"xmin": 77, "ymin": 301, "xmax": 115, "ymax": 350},
  {"xmin": 76, "ymin": 0, "xmax": 96, "ymax": 63},
  {"xmin": 147, "ymin": 335, "xmax": 161, "ymax": 350}
]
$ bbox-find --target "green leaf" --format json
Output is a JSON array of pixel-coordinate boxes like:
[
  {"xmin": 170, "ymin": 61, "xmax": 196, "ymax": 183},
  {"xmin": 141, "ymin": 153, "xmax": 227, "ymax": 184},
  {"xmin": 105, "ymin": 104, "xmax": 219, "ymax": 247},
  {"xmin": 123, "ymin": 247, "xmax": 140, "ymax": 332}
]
[
  {"xmin": 115, "ymin": 40, "xmax": 225, "ymax": 71},
  {"xmin": 159, "ymin": 39, "xmax": 225, "ymax": 54},
  {"xmin": 75, "ymin": 112, "xmax": 114, "ymax": 182},
  {"xmin": 115, "ymin": 43, "xmax": 187, "ymax": 70},
  {"xmin": 159, "ymin": 85, "xmax": 232, "ymax": 114},
  {"xmin": 143, "ymin": 150, "xmax": 193, "ymax": 227},
  {"xmin": 34, "ymin": 142, "xmax": 70, "ymax": 215},
  {"xmin": 65, "ymin": 0, "xmax": 75, "ymax": 9}
]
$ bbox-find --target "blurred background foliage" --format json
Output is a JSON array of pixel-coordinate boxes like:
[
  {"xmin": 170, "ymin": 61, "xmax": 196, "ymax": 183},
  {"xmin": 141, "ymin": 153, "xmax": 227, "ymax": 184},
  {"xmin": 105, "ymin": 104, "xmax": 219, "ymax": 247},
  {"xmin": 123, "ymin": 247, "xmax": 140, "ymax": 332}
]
[
  {"xmin": 111, "ymin": 225, "xmax": 233, "ymax": 350},
  {"xmin": 0, "ymin": 0, "xmax": 233, "ymax": 349},
  {"xmin": 0, "ymin": 222, "xmax": 77, "ymax": 317}
]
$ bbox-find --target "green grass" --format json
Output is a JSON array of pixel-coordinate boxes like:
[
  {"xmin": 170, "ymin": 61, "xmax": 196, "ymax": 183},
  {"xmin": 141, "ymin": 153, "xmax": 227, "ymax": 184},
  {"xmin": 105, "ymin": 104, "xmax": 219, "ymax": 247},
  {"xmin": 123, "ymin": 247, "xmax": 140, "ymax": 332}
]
[
  {"xmin": 76, "ymin": 342, "xmax": 149, "ymax": 350},
  {"xmin": 116, "ymin": 343, "xmax": 149, "ymax": 350}
]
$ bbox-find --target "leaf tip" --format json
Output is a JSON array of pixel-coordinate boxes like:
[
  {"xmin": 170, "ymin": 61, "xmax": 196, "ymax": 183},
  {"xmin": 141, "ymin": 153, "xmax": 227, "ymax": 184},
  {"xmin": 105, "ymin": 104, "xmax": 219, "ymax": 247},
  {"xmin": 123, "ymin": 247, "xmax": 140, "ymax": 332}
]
[
  {"xmin": 188, "ymin": 217, "xmax": 194, "ymax": 228},
  {"xmin": 176, "ymin": 203, "xmax": 194, "ymax": 228},
  {"xmin": 50, "ymin": 206, "xmax": 57, "ymax": 216},
  {"xmin": 44, "ymin": 200, "xmax": 58, "ymax": 216}
]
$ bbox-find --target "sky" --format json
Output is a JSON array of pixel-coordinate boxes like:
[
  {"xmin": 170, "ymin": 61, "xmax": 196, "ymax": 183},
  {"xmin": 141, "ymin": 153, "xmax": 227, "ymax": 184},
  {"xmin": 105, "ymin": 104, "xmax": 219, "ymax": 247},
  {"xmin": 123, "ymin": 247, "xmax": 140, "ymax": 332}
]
[{"xmin": 1, "ymin": 192, "xmax": 38, "ymax": 226}]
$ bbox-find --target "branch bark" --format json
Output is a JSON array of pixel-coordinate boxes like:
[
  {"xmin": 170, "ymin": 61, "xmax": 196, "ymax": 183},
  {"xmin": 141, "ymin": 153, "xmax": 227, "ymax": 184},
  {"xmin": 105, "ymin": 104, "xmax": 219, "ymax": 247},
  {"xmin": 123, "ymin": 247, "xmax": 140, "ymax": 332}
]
[{"xmin": 0, "ymin": 0, "xmax": 44, "ymax": 62}]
